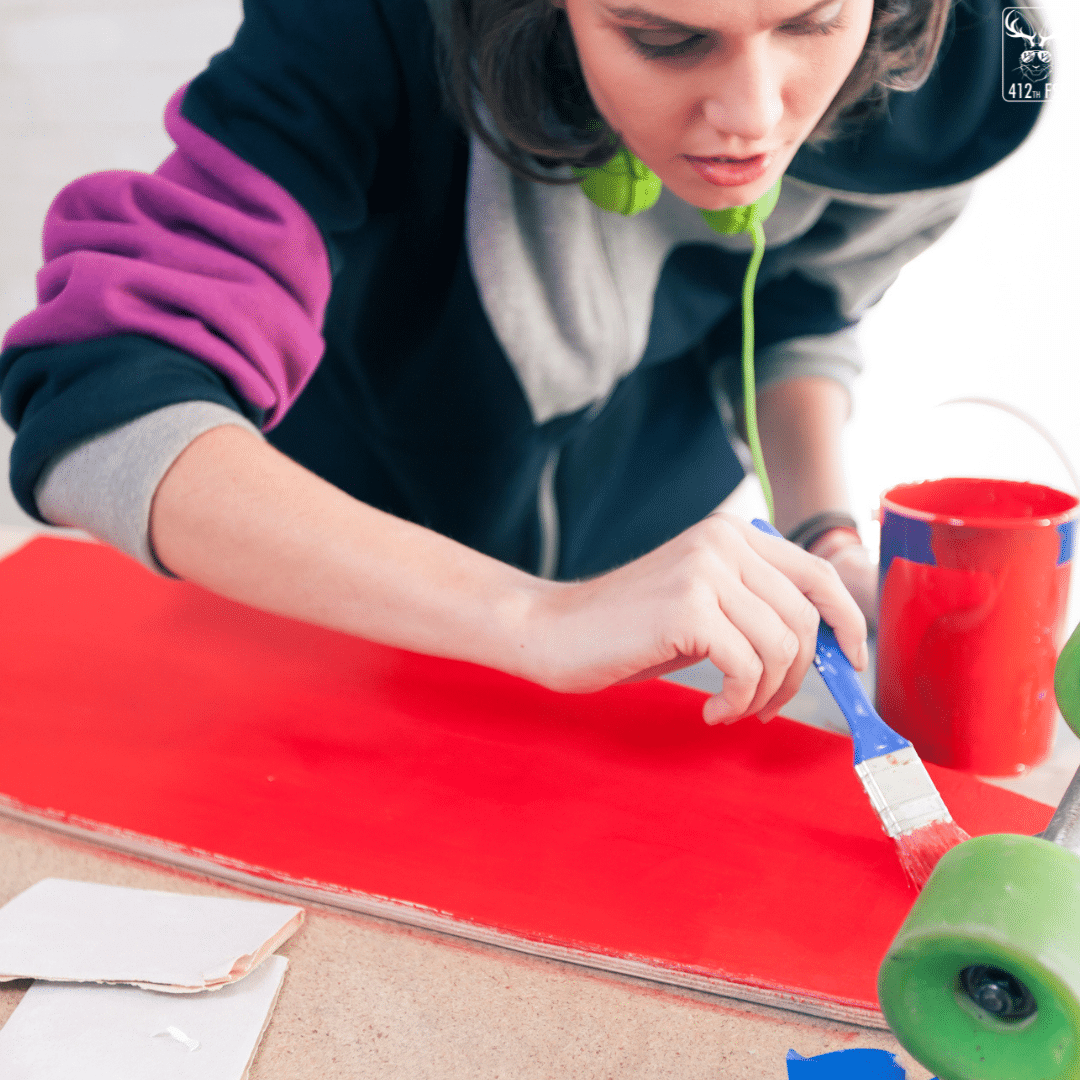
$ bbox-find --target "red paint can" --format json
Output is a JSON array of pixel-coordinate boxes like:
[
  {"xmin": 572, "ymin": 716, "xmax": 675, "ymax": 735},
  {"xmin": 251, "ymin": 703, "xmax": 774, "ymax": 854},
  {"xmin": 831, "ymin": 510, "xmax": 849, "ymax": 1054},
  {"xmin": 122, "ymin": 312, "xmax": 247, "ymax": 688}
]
[{"xmin": 876, "ymin": 478, "xmax": 1078, "ymax": 776}]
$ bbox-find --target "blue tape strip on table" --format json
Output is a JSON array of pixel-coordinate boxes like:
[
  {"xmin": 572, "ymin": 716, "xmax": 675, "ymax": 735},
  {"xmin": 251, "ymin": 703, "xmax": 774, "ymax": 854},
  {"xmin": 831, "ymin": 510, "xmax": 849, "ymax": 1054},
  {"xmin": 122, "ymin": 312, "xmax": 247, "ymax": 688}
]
[{"xmin": 786, "ymin": 1048, "xmax": 931, "ymax": 1078}]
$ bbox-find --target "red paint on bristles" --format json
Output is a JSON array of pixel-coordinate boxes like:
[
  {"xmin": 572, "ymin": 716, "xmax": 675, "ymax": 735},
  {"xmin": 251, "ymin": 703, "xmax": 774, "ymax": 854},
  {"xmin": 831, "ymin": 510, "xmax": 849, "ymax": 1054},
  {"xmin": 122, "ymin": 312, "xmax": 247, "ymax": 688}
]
[{"xmin": 895, "ymin": 819, "xmax": 971, "ymax": 890}]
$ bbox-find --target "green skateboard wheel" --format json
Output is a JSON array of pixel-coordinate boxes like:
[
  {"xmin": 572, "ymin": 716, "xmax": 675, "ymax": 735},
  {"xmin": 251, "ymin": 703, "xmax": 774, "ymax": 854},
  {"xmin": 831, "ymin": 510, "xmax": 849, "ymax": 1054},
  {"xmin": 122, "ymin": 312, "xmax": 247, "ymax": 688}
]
[
  {"xmin": 878, "ymin": 833, "xmax": 1080, "ymax": 1080},
  {"xmin": 1055, "ymin": 622, "xmax": 1080, "ymax": 740}
]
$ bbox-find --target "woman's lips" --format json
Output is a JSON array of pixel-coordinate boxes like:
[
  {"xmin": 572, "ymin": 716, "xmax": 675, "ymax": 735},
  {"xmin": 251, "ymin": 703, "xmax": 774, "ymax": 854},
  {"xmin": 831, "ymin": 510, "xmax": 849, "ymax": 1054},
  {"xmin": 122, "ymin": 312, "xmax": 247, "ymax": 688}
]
[{"xmin": 685, "ymin": 153, "xmax": 770, "ymax": 187}]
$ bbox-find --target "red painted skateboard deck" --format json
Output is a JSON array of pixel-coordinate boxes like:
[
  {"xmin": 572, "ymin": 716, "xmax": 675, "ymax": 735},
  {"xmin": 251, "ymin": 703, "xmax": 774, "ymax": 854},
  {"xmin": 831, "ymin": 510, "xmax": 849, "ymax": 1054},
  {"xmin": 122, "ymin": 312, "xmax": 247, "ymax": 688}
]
[{"xmin": 0, "ymin": 539, "xmax": 1053, "ymax": 1025}]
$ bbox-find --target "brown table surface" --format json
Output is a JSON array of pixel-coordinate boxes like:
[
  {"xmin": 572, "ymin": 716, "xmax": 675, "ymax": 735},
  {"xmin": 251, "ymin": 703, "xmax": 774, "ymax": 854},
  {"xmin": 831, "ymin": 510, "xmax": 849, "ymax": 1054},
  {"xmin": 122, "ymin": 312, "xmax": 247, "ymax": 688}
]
[
  {"xmin": 5, "ymin": 526, "xmax": 1073, "ymax": 1080},
  {"xmin": 0, "ymin": 814, "xmax": 937, "ymax": 1079}
]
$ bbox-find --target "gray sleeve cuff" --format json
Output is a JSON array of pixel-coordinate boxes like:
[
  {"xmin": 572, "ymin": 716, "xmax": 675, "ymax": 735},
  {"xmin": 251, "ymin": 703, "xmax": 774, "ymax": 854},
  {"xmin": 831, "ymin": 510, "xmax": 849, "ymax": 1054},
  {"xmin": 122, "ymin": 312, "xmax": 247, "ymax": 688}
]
[
  {"xmin": 755, "ymin": 325, "xmax": 864, "ymax": 402},
  {"xmin": 714, "ymin": 325, "xmax": 864, "ymax": 414},
  {"xmin": 34, "ymin": 402, "xmax": 262, "ymax": 575}
]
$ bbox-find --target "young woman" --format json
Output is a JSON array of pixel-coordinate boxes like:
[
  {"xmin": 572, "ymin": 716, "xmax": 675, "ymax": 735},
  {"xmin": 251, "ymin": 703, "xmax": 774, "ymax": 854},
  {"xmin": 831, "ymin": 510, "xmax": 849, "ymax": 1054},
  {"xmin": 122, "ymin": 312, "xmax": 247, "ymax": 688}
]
[{"xmin": 0, "ymin": 0, "xmax": 1039, "ymax": 723}]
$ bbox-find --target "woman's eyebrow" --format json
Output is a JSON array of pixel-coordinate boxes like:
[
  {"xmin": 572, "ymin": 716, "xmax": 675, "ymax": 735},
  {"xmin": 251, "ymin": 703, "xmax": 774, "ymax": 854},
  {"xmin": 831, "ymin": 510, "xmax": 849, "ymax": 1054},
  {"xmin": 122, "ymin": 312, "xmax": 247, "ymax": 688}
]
[
  {"xmin": 604, "ymin": 0, "xmax": 841, "ymax": 28},
  {"xmin": 604, "ymin": 5, "xmax": 706, "ymax": 29}
]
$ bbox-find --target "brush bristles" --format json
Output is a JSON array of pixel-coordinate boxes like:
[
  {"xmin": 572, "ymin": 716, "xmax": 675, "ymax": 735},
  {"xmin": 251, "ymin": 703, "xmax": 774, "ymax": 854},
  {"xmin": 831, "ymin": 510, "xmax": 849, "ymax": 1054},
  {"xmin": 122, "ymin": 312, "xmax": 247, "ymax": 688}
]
[{"xmin": 895, "ymin": 819, "xmax": 971, "ymax": 890}]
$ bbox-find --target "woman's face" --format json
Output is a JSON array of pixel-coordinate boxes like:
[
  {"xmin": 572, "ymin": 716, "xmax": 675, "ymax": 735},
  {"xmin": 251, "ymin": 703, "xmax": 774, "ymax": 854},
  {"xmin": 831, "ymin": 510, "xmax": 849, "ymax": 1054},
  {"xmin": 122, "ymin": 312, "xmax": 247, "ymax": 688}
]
[{"xmin": 562, "ymin": 0, "xmax": 874, "ymax": 209}]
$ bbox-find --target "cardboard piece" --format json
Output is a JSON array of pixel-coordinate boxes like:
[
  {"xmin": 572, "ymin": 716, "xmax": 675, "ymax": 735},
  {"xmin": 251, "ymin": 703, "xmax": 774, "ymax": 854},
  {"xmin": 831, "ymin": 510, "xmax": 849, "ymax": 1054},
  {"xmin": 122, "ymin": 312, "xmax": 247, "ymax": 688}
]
[
  {"xmin": 0, "ymin": 878, "xmax": 302, "ymax": 991},
  {"xmin": 0, "ymin": 953, "xmax": 287, "ymax": 1079},
  {"xmin": 0, "ymin": 539, "xmax": 1054, "ymax": 1026}
]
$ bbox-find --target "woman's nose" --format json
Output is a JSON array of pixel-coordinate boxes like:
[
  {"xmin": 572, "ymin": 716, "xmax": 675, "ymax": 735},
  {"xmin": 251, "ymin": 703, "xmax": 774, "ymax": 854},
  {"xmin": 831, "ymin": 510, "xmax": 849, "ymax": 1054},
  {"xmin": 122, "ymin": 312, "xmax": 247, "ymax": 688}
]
[{"xmin": 701, "ymin": 43, "xmax": 784, "ymax": 144}]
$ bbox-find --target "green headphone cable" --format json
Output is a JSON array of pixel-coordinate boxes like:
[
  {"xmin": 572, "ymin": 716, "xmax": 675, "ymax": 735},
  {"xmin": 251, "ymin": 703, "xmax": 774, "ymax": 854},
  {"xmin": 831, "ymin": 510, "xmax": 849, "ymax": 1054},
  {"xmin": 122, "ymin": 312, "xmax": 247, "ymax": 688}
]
[
  {"xmin": 739, "ymin": 221, "xmax": 773, "ymax": 524},
  {"xmin": 574, "ymin": 154, "xmax": 779, "ymax": 525}
]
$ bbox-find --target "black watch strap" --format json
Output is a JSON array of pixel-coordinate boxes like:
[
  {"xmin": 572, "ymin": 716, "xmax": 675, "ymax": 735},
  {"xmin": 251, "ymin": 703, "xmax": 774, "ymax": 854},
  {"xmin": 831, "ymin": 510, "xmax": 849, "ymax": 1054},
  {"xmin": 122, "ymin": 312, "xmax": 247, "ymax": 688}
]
[{"xmin": 785, "ymin": 511, "xmax": 859, "ymax": 551}]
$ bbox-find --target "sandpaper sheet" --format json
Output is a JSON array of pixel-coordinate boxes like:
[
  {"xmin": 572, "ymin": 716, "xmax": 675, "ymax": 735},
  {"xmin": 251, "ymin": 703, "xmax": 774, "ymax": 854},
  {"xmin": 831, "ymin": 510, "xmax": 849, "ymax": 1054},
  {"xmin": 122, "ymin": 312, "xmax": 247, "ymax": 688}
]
[
  {"xmin": 0, "ymin": 878, "xmax": 302, "ymax": 991},
  {"xmin": 0, "ymin": 539, "xmax": 1053, "ymax": 1025},
  {"xmin": 0, "ymin": 953, "xmax": 288, "ymax": 1079}
]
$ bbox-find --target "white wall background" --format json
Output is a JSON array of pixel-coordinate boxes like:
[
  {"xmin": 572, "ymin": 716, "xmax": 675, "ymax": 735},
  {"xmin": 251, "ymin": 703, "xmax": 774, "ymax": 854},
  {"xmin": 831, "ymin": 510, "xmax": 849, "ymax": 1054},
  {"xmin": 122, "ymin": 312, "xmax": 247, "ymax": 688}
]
[
  {"xmin": 1, "ymin": 0, "xmax": 1077, "ymax": 576},
  {"xmin": 0, "ymin": 0, "xmax": 245, "ymax": 544},
  {"xmin": 851, "ymin": 0, "xmax": 1079, "ymax": 532}
]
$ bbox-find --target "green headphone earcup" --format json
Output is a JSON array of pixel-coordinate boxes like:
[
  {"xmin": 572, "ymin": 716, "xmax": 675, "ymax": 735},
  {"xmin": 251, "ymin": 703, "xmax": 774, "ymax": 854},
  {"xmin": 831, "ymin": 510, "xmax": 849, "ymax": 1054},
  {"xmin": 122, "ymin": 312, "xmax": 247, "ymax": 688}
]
[
  {"xmin": 575, "ymin": 152, "xmax": 781, "ymax": 233},
  {"xmin": 573, "ymin": 148, "xmax": 663, "ymax": 216},
  {"xmin": 699, "ymin": 178, "xmax": 782, "ymax": 235}
]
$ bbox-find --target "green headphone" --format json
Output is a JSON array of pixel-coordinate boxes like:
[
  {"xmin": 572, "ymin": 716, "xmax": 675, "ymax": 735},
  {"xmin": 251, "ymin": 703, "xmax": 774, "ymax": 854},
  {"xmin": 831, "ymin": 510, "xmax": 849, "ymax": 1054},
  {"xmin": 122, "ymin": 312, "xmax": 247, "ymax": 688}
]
[
  {"xmin": 572, "ymin": 147, "xmax": 781, "ymax": 235},
  {"xmin": 573, "ymin": 148, "xmax": 781, "ymax": 522}
]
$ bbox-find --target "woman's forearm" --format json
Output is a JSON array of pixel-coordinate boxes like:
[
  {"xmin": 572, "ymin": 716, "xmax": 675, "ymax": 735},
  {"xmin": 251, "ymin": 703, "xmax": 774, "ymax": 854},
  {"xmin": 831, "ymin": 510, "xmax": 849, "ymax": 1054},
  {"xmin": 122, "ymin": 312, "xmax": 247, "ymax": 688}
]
[
  {"xmin": 150, "ymin": 421, "xmax": 868, "ymax": 719},
  {"xmin": 749, "ymin": 375, "xmax": 879, "ymax": 625},
  {"xmin": 149, "ymin": 425, "xmax": 553, "ymax": 680},
  {"xmin": 750, "ymin": 375, "xmax": 853, "ymax": 535}
]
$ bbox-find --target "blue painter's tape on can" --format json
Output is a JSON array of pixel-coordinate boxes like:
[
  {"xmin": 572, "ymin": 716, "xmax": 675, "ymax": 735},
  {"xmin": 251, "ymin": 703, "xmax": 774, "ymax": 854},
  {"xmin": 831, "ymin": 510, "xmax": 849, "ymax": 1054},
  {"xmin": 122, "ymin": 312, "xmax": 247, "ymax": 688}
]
[
  {"xmin": 879, "ymin": 511, "xmax": 935, "ymax": 579},
  {"xmin": 1058, "ymin": 519, "xmax": 1075, "ymax": 565},
  {"xmin": 786, "ymin": 1048, "xmax": 916, "ymax": 1078}
]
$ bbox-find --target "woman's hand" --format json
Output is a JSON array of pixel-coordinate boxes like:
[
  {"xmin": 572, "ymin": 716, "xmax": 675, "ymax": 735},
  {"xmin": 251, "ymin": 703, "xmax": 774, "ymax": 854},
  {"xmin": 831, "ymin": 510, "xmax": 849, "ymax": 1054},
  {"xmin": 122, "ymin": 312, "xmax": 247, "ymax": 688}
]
[{"xmin": 525, "ymin": 511, "xmax": 868, "ymax": 725}]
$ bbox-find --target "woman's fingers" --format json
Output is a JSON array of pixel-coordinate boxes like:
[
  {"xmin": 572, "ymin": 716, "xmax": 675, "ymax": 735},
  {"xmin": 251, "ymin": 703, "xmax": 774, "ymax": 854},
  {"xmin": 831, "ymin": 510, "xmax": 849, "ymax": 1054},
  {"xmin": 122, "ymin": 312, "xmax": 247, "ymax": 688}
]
[
  {"xmin": 692, "ymin": 514, "xmax": 869, "ymax": 726},
  {"xmin": 701, "ymin": 585, "xmax": 804, "ymax": 723},
  {"xmin": 699, "ymin": 618, "xmax": 767, "ymax": 724},
  {"xmin": 661, "ymin": 513, "xmax": 864, "ymax": 725},
  {"xmin": 729, "ymin": 516, "xmax": 868, "ymax": 672}
]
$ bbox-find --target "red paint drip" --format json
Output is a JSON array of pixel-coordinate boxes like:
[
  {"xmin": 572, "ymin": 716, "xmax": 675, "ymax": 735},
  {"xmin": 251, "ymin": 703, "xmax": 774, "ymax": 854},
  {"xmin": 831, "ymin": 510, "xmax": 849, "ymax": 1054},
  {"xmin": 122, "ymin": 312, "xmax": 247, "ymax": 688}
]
[{"xmin": 0, "ymin": 540, "xmax": 1054, "ymax": 1013}]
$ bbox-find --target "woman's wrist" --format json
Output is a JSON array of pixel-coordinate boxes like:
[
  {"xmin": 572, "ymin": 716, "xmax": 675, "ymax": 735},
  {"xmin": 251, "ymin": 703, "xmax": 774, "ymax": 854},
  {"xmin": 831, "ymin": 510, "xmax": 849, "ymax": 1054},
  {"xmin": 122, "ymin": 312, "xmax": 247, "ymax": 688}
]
[
  {"xmin": 801, "ymin": 524, "xmax": 879, "ymax": 629},
  {"xmin": 806, "ymin": 525, "xmax": 862, "ymax": 563},
  {"xmin": 785, "ymin": 510, "xmax": 859, "ymax": 552},
  {"xmin": 785, "ymin": 512, "xmax": 876, "ymax": 627},
  {"xmin": 481, "ymin": 573, "xmax": 565, "ymax": 684}
]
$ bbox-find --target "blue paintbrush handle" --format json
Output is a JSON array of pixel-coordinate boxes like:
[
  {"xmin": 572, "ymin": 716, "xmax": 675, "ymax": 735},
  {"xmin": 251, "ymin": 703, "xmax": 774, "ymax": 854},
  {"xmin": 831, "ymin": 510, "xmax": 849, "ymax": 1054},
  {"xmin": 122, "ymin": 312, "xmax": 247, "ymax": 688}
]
[
  {"xmin": 750, "ymin": 518, "xmax": 911, "ymax": 765},
  {"xmin": 812, "ymin": 623, "xmax": 911, "ymax": 764}
]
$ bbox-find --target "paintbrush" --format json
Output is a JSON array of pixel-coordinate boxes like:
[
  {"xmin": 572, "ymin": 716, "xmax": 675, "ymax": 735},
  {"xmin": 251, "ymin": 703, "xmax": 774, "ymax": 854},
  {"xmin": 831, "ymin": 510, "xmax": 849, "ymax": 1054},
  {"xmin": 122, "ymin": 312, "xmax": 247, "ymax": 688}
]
[{"xmin": 751, "ymin": 518, "xmax": 969, "ymax": 888}]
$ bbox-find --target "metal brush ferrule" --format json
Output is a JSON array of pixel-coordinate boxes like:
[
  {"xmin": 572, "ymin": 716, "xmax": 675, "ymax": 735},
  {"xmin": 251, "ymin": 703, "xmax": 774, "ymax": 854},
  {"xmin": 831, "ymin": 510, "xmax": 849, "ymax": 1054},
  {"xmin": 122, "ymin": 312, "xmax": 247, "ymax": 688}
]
[
  {"xmin": 1039, "ymin": 764, "xmax": 1080, "ymax": 856},
  {"xmin": 853, "ymin": 747, "xmax": 951, "ymax": 838}
]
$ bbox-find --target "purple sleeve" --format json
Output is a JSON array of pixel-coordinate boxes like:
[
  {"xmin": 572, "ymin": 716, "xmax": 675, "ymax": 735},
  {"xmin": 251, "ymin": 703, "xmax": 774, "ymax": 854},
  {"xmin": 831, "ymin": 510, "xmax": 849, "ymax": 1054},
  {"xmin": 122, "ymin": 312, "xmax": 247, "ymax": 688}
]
[{"xmin": 2, "ymin": 86, "xmax": 332, "ymax": 430}]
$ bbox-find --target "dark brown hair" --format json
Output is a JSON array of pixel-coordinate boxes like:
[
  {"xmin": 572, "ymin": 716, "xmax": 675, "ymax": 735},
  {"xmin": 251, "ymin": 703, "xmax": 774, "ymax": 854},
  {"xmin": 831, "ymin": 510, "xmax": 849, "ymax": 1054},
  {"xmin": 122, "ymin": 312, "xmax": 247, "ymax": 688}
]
[{"xmin": 437, "ymin": 0, "xmax": 954, "ymax": 182}]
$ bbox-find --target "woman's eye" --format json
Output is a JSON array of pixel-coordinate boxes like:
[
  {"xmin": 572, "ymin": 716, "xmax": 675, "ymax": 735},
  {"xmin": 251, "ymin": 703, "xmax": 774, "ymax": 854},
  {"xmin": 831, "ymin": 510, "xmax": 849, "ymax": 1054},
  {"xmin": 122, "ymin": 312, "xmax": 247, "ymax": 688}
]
[
  {"xmin": 779, "ymin": 1, "xmax": 846, "ymax": 35},
  {"xmin": 779, "ymin": 18, "xmax": 843, "ymax": 35},
  {"xmin": 627, "ymin": 28, "xmax": 707, "ymax": 58}
]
